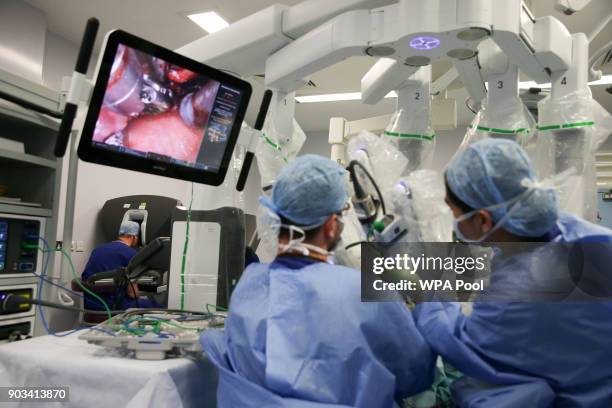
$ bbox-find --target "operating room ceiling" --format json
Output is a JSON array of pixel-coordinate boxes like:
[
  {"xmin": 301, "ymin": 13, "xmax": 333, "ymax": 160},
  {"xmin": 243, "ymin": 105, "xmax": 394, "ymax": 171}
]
[{"xmin": 23, "ymin": 0, "xmax": 612, "ymax": 133}]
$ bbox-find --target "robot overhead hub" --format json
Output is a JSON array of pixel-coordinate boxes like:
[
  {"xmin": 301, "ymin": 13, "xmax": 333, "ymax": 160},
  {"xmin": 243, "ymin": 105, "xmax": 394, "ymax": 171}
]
[{"xmin": 260, "ymin": 0, "xmax": 573, "ymax": 107}]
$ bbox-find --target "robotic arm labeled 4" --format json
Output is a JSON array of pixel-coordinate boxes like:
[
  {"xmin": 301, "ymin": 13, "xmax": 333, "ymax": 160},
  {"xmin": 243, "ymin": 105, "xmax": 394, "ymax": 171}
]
[{"xmin": 535, "ymin": 33, "xmax": 612, "ymax": 221}]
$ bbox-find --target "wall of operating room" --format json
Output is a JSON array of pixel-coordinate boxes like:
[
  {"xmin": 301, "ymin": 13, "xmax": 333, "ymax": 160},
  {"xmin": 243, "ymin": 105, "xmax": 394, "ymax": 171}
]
[{"xmin": 3, "ymin": 0, "xmax": 610, "ymax": 274}]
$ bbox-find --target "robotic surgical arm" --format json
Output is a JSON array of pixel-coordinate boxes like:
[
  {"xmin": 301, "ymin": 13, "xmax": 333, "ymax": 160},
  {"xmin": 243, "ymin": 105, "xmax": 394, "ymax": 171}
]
[
  {"xmin": 173, "ymin": 0, "xmax": 603, "ymax": 217},
  {"xmin": 176, "ymin": 0, "xmax": 580, "ymax": 193},
  {"xmin": 534, "ymin": 33, "xmax": 612, "ymax": 221},
  {"xmin": 337, "ymin": 64, "xmax": 454, "ymax": 247},
  {"xmin": 173, "ymin": 1, "xmax": 396, "ymax": 190},
  {"xmin": 554, "ymin": 0, "xmax": 593, "ymax": 15},
  {"xmin": 265, "ymin": 0, "xmax": 572, "ymax": 100}
]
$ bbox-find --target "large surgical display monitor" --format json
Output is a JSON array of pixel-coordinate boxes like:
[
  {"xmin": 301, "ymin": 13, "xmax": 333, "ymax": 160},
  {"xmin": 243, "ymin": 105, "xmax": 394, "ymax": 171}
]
[{"xmin": 78, "ymin": 30, "xmax": 252, "ymax": 185}]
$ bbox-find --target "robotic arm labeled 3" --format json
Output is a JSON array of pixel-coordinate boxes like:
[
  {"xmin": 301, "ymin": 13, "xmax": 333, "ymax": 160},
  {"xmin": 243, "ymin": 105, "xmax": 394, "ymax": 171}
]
[{"xmin": 460, "ymin": 40, "xmax": 537, "ymax": 153}]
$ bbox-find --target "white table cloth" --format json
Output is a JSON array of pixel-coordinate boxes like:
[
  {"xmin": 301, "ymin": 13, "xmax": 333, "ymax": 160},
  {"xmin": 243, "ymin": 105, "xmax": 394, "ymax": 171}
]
[{"xmin": 0, "ymin": 332, "xmax": 218, "ymax": 407}]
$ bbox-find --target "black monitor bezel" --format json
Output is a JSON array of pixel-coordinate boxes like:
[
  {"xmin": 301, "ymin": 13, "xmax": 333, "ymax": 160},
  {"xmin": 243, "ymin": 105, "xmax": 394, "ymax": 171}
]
[{"xmin": 78, "ymin": 30, "xmax": 252, "ymax": 186}]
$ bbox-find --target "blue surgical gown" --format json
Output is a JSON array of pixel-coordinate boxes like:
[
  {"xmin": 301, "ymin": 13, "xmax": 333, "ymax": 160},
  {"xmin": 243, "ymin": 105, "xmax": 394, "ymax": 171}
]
[
  {"xmin": 82, "ymin": 241, "xmax": 159, "ymax": 310},
  {"xmin": 415, "ymin": 213, "xmax": 612, "ymax": 407},
  {"xmin": 201, "ymin": 255, "xmax": 435, "ymax": 407}
]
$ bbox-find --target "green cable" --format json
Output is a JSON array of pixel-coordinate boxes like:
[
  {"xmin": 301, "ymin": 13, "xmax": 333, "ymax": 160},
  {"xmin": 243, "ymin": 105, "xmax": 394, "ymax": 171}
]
[
  {"xmin": 121, "ymin": 327, "xmax": 149, "ymax": 336},
  {"xmin": 58, "ymin": 248, "xmax": 113, "ymax": 322},
  {"xmin": 120, "ymin": 317, "xmax": 203, "ymax": 336},
  {"xmin": 206, "ymin": 303, "xmax": 228, "ymax": 314},
  {"xmin": 34, "ymin": 246, "xmax": 113, "ymax": 322},
  {"xmin": 127, "ymin": 317, "xmax": 204, "ymax": 331},
  {"xmin": 180, "ymin": 183, "xmax": 194, "ymax": 311},
  {"xmin": 155, "ymin": 320, "xmax": 201, "ymax": 331}
]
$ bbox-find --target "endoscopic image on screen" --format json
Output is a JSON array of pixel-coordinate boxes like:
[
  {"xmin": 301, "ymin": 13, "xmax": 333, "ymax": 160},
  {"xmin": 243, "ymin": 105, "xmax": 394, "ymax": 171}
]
[{"xmin": 92, "ymin": 44, "xmax": 221, "ymax": 165}]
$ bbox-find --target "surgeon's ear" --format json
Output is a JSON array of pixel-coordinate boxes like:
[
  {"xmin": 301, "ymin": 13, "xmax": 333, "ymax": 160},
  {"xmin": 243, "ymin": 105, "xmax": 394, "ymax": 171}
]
[
  {"xmin": 322, "ymin": 215, "xmax": 337, "ymax": 239},
  {"xmin": 477, "ymin": 210, "xmax": 494, "ymax": 233}
]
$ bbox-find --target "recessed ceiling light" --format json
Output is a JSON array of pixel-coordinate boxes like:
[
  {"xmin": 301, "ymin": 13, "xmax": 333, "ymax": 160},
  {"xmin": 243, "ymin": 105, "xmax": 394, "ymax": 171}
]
[
  {"xmin": 187, "ymin": 11, "xmax": 229, "ymax": 34},
  {"xmin": 295, "ymin": 91, "xmax": 396, "ymax": 103},
  {"xmin": 295, "ymin": 75, "xmax": 612, "ymax": 103},
  {"xmin": 295, "ymin": 93, "xmax": 362, "ymax": 103},
  {"xmin": 518, "ymin": 75, "xmax": 612, "ymax": 89}
]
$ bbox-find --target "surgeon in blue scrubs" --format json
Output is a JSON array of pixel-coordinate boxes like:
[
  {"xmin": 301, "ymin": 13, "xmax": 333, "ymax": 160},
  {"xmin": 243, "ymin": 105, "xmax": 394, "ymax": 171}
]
[
  {"xmin": 201, "ymin": 154, "xmax": 435, "ymax": 408},
  {"xmin": 415, "ymin": 139, "xmax": 612, "ymax": 407},
  {"xmin": 82, "ymin": 220, "xmax": 158, "ymax": 310}
]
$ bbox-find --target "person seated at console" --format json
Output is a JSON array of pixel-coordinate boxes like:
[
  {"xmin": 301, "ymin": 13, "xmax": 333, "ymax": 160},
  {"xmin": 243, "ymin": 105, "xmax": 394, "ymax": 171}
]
[{"xmin": 82, "ymin": 221, "xmax": 159, "ymax": 310}]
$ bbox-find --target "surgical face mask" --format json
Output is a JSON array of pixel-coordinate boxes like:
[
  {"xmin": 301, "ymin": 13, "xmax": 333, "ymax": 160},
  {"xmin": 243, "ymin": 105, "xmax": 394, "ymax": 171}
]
[
  {"xmin": 279, "ymin": 224, "xmax": 331, "ymax": 257},
  {"xmin": 281, "ymin": 213, "xmax": 345, "ymax": 257},
  {"xmin": 257, "ymin": 200, "xmax": 351, "ymax": 260},
  {"xmin": 452, "ymin": 168, "xmax": 574, "ymax": 243},
  {"xmin": 453, "ymin": 213, "xmax": 496, "ymax": 243},
  {"xmin": 328, "ymin": 236, "xmax": 365, "ymax": 268},
  {"xmin": 452, "ymin": 199, "xmax": 519, "ymax": 243}
]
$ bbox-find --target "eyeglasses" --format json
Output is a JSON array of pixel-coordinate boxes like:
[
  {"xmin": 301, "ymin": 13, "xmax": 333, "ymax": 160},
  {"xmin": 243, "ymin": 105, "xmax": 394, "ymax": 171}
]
[
  {"xmin": 336, "ymin": 202, "xmax": 351, "ymax": 217},
  {"xmin": 340, "ymin": 201, "xmax": 351, "ymax": 215}
]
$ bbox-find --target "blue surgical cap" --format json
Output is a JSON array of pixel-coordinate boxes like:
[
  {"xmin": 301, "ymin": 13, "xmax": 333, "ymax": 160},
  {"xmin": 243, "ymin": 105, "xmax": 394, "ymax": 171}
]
[
  {"xmin": 446, "ymin": 139, "xmax": 558, "ymax": 237},
  {"xmin": 261, "ymin": 154, "xmax": 348, "ymax": 227},
  {"xmin": 119, "ymin": 220, "xmax": 140, "ymax": 236}
]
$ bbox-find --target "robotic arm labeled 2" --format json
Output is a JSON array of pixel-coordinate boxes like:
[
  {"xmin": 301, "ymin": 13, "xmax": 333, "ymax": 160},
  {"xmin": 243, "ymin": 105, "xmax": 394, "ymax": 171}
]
[
  {"xmin": 383, "ymin": 66, "xmax": 435, "ymax": 176},
  {"xmin": 344, "ymin": 130, "xmax": 452, "ymax": 246},
  {"xmin": 339, "ymin": 66, "xmax": 452, "ymax": 249},
  {"xmin": 327, "ymin": 61, "xmax": 450, "ymax": 251}
]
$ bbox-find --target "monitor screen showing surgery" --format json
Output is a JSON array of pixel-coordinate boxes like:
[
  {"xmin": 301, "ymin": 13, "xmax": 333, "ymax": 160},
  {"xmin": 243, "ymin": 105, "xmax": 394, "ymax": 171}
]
[
  {"xmin": 79, "ymin": 31, "xmax": 251, "ymax": 184},
  {"xmin": 93, "ymin": 45, "xmax": 242, "ymax": 171}
]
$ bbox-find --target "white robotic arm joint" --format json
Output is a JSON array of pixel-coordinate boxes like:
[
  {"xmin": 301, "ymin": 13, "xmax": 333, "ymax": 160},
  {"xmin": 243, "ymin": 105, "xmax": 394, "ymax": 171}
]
[{"xmin": 554, "ymin": 0, "xmax": 593, "ymax": 15}]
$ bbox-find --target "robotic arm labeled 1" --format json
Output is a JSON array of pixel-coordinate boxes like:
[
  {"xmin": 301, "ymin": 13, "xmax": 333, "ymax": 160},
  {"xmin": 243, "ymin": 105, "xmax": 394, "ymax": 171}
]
[{"xmin": 255, "ymin": 90, "xmax": 307, "ymax": 190}]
